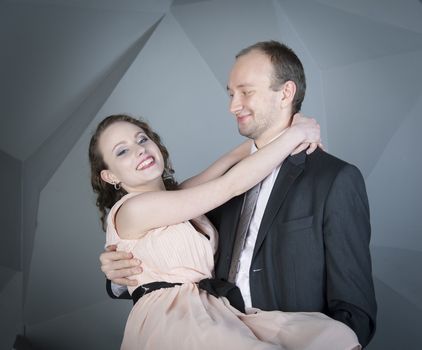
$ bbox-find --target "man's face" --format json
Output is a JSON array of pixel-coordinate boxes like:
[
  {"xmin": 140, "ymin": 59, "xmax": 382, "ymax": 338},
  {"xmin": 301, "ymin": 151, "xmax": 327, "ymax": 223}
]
[{"xmin": 227, "ymin": 50, "xmax": 284, "ymax": 143}]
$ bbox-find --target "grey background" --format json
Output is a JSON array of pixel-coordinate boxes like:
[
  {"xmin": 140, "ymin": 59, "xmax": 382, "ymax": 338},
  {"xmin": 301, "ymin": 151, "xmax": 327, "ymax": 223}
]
[{"xmin": 1, "ymin": 0, "xmax": 421, "ymax": 349}]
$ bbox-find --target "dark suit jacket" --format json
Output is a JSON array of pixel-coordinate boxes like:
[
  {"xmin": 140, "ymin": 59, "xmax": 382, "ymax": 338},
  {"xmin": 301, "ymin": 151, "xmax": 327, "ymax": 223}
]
[{"xmin": 208, "ymin": 148, "xmax": 377, "ymax": 347}]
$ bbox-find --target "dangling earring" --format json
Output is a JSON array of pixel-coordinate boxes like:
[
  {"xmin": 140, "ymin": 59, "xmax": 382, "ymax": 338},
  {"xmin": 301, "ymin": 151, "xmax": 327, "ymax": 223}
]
[
  {"xmin": 112, "ymin": 182, "xmax": 121, "ymax": 190},
  {"xmin": 162, "ymin": 167, "xmax": 173, "ymax": 181}
]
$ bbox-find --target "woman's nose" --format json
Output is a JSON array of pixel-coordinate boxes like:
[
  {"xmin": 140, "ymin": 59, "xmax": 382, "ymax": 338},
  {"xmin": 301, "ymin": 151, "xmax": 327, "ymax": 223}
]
[{"xmin": 136, "ymin": 144, "xmax": 145, "ymax": 156}]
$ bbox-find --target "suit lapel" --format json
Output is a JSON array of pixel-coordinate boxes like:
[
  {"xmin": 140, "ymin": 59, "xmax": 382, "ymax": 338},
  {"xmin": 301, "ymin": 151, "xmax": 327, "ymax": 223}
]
[{"xmin": 252, "ymin": 151, "xmax": 306, "ymax": 261}]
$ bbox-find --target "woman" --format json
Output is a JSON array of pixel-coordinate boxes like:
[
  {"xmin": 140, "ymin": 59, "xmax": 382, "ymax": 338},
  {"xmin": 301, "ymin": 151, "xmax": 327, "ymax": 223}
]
[{"xmin": 89, "ymin": 114, "xmax": 360, "ymax": 350}]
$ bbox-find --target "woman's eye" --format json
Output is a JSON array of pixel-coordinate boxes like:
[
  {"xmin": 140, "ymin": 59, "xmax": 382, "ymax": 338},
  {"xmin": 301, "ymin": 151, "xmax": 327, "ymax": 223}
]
[
  {"xmin": 116, "ymin": 149, "xmax": 127, "ymax": 157},
  {"xmin": 137, "ymin": 137, "xmax": 147, "ymax": 144}
]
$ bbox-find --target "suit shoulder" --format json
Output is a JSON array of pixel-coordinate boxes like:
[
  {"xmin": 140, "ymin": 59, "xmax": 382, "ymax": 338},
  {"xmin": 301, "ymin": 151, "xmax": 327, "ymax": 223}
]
[
  {"xmin": 306, "ymin": 148, "xmax": 363, "ymax": 179},
  {"xmin": 308, "ymin": 148, "xmax": 347, "ymax": 165},
  {"xmin": 308, "ymin": 148, "xmax": 349, "ymax": 168}
]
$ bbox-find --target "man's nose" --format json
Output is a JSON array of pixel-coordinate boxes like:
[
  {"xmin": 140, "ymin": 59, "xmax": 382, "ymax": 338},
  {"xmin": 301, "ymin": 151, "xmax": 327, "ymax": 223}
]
[{"xmin": 229, "ymin": 94, "xmax": 242, "ymax": 115}]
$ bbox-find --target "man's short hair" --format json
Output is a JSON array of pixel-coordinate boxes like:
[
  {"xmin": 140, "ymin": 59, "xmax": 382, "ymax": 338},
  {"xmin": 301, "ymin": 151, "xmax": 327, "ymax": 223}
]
[{"xmin": 237, "ymin": 41, "xmax": 306, "ymax": 114}]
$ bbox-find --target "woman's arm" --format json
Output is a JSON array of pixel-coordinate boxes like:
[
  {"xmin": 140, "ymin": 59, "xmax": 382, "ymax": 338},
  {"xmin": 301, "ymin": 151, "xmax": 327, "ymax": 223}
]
[
  {"xmin": 116, "ymin": 116, "xmax": 320, "ymax": 239},
  {"xmin": 179, "ymin": 139, "xmax": 253, "ymax": 189}
]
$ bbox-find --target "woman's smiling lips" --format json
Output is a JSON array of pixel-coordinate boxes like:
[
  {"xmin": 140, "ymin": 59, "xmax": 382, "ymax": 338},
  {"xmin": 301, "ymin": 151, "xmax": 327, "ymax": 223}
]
[{"xmin": 137, "ymin": 156, "xmax": 155, "ymax": 170}]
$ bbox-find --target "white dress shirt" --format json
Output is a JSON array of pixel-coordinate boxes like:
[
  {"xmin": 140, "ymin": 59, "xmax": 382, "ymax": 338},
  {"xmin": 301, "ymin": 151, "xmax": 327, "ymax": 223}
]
[
  {"xmin": 111, "ymin": 282, "xmax": 129, "ymax": 297},
  {"xmin": 235, "ymin": 143, "xmax": 282, "ymax": 308}
]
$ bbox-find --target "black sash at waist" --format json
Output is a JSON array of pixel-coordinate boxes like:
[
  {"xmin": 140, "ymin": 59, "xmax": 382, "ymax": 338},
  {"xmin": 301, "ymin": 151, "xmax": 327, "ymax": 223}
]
[{"xmin": 132, "ymin": 278, "xmax": 245, "ymax": 313}]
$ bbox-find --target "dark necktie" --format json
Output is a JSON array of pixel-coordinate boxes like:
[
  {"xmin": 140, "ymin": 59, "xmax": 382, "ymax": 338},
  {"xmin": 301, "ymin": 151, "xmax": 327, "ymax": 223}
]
[{"xmin": 228, "ymin": 182, "xmax": 261, "ymax": 283}]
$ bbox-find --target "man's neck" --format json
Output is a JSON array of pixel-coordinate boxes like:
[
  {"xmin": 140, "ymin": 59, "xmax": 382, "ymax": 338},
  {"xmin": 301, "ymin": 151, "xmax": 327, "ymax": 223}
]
[{"xmin": 254, "ymin": 120, "xmax": 291, "ymax": 149}]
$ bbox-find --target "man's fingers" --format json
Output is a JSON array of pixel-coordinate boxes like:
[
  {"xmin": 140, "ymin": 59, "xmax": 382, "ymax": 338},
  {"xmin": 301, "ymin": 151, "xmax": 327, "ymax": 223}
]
[
  {"xmin": 101, "ymin": 258, "xmax": 141, "ymax": 272},
  {"xmin": 111, "ymin": 277, "xmax": 139, "ymax": 287},
  {"xmin": 100, "ymin": 250, "xmax": 134, "ymax": 264},
  {"xmin": 106, "ymin": 266, "xmax": 143, "ymax": 281}
]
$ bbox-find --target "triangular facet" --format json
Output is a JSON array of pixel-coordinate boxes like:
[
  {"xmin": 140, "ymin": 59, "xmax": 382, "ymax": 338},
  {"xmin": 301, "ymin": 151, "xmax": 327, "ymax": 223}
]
[
  {"xmin": 278, "ymin": 0, "xmax": 422, "ymax": 69},
  {"xmin": 22, "ymin": 16, "xmax": 164, "ymax": 309}
]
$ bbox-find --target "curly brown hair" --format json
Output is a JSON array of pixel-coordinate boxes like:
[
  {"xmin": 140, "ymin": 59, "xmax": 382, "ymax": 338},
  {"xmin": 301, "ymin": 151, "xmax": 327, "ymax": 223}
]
[{"xmin": 89, "ymin": 114, "xmax": 178, "ymax": 231}]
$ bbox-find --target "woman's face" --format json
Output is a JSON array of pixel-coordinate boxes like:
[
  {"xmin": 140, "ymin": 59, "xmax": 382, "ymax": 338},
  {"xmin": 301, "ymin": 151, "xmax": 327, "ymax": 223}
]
[{"xmin": 98, "ymin": 121, "xmax": 165, "ymax": 192}]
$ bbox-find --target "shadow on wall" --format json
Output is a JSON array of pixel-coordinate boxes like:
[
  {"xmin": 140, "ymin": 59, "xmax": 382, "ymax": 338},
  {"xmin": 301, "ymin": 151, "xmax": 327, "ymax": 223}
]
[{"xmin": 14, "ymin": 335, "xmax": 38, "ymax": 350}]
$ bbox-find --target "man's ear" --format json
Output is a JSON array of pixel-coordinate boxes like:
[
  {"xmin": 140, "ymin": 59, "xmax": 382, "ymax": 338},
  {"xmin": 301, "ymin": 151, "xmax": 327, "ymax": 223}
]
[
  {"xmin": 100, "ymin": 169, "xmax": 118, "ymax": 185},
  {"xmin": 280, "ymin": 80, "xmax": 296, "ymax": 108}
]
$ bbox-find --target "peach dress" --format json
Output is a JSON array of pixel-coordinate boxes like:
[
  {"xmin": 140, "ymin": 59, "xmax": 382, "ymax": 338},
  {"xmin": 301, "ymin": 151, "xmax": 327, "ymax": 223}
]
[{"xmin": 106, "ymin": 193, "xmax": 360, "ymax": 350}]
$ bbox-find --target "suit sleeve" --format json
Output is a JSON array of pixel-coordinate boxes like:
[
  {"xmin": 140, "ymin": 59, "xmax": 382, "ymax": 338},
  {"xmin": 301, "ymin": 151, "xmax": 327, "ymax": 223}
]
[
  {"xmin": 206, "ymin": 206, "xmax": 222, "ymax": 230},
  {"xmin": 106, "ymin": 279, "xmax": 131, "ymax": 300},
  {"xmin": 323, "ymin": 164, "xmax": 377, "ymax": 347}
]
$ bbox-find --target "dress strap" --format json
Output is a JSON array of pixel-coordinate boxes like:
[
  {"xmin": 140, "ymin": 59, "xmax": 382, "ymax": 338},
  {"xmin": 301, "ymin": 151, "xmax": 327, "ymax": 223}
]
[
  {"xmin": 198, "ymin": 278, "xmax": 245, "ymax": 313},
  {"xmin": 132, "ymin": 278, "xmax": 245, "ymax": 313},
  {"xmin": 132, "ymin": 281, "xmax": 182, "ymax": 304}
]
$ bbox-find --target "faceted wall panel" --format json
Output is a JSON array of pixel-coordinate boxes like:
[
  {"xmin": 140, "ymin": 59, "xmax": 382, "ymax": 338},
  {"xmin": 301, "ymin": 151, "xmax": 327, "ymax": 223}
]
[{"xmin": 1, "ymin": 0, "xmax": 420, "ymax": 348}]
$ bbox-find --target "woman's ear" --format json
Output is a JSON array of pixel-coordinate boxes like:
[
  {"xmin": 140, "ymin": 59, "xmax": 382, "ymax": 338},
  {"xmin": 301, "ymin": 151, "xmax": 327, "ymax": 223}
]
[
  {"xmin": 280, "ymin": 80, "xmax": 297, "ymax": 108},
  {"xmin": 100, "ymin": 169, "xmax": 118, "ymax": 185}
]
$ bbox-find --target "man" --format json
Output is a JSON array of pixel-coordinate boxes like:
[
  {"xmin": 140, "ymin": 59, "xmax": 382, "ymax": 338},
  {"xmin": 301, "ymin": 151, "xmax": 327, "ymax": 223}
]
[{"xmin": 100, "ymin": 41, "xmax": 377, "ymax": 347}]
